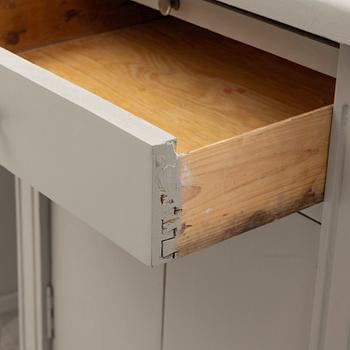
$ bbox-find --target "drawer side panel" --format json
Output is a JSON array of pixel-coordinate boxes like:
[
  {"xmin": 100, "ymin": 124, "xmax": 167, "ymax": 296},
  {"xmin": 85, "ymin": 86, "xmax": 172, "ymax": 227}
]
[{"xmin": 178, "ymin": 105, "xmax": 332, "ymax": 256}]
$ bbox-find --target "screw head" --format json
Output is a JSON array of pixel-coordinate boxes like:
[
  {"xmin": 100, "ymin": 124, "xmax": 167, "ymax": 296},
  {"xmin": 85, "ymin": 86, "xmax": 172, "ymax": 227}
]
[{"xmin": 158, "ymin": 0, "xmax": 180, "ymax": 16}]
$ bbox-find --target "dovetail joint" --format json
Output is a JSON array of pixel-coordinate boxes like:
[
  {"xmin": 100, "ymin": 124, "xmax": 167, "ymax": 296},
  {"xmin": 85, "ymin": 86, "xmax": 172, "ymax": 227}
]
[
  {"xmin": 160, "ymin": 196, "xmax": 181, "ymax": 259},
  {"xmin": 154, "ymin": 142, "xmax": 181, "ymax": 263}
]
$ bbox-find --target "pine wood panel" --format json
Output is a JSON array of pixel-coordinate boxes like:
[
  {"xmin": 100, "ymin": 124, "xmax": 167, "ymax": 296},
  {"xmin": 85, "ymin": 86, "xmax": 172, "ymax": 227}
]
[
  {"xmin": 177, "ymin": 106, "xmax": 332, "ymax": 256},
  {"xmin": 21, "ymin": 18, "xmax": 335, "ymax": 153},
  {"xmin": 0, "ymin": 0, "xmax": 158, "ymax": 52}
]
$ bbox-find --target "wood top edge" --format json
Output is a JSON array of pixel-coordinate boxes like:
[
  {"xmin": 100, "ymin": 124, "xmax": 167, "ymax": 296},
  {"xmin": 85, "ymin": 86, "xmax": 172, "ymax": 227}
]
[{"xmin": 178, "ymin": 104, "xmax": 334, "ymax": 158}]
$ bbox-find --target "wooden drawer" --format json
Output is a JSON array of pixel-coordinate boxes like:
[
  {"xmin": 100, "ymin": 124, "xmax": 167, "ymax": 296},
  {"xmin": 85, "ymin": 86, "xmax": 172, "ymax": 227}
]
[{"xmin": 0, "ymin": 1, "xmax": 334, "ymax": 265}]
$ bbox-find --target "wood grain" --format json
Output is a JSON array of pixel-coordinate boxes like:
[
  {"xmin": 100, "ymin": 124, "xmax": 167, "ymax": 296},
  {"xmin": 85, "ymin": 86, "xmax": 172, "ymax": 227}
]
[
  {"xmin": 0, "ymin": 0, "xmax": 158, "ymax": 52},
  {"xmin": 178, "ymin": 105, "xmax": 332, "ymax": 256},
  {"xmin": 21, "ymin": 18, "xmax": 335, "ymax": 153},
  {"xmin": 17, "ymin": 16, "xmax": 335, "ymax": 259}
]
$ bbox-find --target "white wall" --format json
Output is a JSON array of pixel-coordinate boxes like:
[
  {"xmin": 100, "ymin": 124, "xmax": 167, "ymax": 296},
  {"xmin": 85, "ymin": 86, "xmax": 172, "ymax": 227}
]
[{"xmin": 0, "ymin": 166, "xmax": 17, "ymax": 297}]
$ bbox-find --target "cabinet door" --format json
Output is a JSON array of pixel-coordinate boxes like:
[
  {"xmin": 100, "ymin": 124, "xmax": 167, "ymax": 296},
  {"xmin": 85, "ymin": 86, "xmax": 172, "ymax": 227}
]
[
  {"xmin": 51, "ymin": 203, "xmax": 165, "ymax": 350},
  {"xmin": 163, "ymin": 214, "xmax": 320, "ymax": 350}
]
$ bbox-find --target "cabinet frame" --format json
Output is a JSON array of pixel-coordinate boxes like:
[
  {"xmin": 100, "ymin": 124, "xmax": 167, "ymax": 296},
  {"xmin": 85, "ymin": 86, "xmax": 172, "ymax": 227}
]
[
  {"xmin": 308, "ymin": 44, "xmax": 350, "ymax": 350},
  {"xmin": 15, "ymin": 179, "xmax": 52, "ymax": 350}
]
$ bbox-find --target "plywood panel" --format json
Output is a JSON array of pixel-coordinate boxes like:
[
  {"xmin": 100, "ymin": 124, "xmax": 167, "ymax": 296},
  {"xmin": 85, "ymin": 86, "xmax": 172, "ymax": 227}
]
[
  {"xmin": 21, "ymin": 18, "xmax": 335, "ymax": 153},
  {"xmin": 178, "ymin": 106, "xmax": 332, "ymax": 256}
]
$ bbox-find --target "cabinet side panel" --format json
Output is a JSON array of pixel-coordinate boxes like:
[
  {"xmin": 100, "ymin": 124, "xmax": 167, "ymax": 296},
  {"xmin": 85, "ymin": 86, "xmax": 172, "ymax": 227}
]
[{"xmin": 178, "ymin": 105, "xmax": 332, "ymax": 256}]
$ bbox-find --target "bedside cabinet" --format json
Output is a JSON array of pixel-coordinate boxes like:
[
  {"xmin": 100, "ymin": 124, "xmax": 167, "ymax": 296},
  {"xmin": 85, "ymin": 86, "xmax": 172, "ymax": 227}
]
[{"xmin": 0, "ymin": 1, "xmax": 349, "ymax": 350}]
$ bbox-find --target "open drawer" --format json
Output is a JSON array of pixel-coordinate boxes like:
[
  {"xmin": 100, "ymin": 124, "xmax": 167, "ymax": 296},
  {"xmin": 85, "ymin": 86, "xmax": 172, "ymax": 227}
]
[{"xmin": 0, "ymin": 1, "xmax": 334, "ymax": 265}]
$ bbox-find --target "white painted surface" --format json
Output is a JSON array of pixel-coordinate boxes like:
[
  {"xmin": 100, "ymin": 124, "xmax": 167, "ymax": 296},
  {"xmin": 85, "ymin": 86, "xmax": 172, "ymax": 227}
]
[
  {"xmin": 0, "ymin": 294, "xmax": 17, "ymax": 316},
  {"xmin": 0, "ymin": 167, "xmax": 17, "ymax": 298},
  {"xmin": 0, "ymin": 313, "xmax": 19, "ymax": 350},
  {"xmin": 134, "ymin": 0, "xmax": 338, "ymax": 77},
  {"xmin": 309, "ymin": 44, "xmax": 350, "ymax": 350},
  {"xmin": 0, "ymin": 48, "xmax": 175, "ymax": 265},
  {"xmin": 163, "ymin": 214, "xmax": 320, "ymax": 350},
  {"xmin": 217, "ymin": 0, "xmax": 350, "ymax": 46},
  {"xmin": 51, "ymin": 204, "xmax": 164, "ymax": 350},
  {"xmin": 15, "ymin": 180, "xmax": 51, "ymax": 350},
  {"xmin": 301, "ymin": 203, "xmax": 324, "ymax": 223}
]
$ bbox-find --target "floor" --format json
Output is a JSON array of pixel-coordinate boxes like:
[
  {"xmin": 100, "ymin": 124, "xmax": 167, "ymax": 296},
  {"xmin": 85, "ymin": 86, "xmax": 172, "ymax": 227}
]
[{"xmin": 0, "ymin": 312, "xmax": 18, "ymax": 350}]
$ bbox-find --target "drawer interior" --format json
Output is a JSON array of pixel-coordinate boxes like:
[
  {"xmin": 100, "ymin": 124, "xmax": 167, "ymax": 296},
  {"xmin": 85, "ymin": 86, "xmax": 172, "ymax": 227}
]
[
  {"xmin": 2, "ymin": 1, "xmax": 336, "ymax": 258},
  {"xmin": 17, "ymin": 16, "xmax": 335, "ymax": 154}
]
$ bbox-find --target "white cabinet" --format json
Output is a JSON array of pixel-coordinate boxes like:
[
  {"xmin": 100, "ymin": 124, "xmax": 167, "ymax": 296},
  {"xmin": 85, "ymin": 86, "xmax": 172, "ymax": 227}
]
[{"xmin": 1, "ymin": 1, "xmax": 350, "ymax": 350}]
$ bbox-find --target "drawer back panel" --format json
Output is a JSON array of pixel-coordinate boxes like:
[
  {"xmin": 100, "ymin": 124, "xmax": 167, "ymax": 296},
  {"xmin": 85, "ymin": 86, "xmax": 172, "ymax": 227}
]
[{"xmin": 0, "ymin": 0, "xmax": 158, "ymax": 53}]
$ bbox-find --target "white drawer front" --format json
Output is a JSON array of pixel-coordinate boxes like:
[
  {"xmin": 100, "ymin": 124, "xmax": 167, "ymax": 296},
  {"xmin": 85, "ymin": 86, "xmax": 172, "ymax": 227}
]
[{"xmin": 0, "ymin": 49, "xmax": 174, "ymax": 265}]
